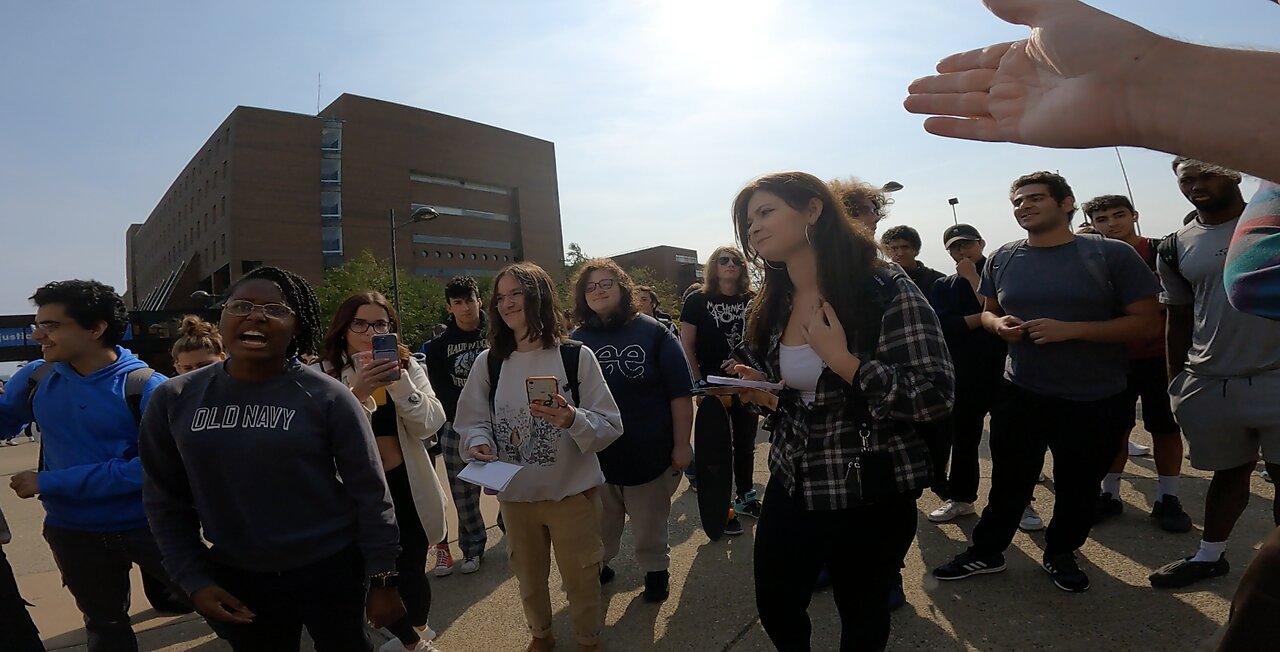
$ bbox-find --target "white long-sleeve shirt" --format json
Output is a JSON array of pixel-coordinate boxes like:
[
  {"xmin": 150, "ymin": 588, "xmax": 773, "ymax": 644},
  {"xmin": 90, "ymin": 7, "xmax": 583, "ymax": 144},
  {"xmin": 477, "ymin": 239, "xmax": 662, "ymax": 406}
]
[{"xmin": 456, "ymin": 345, "xmax": 623, "ymax": 502}]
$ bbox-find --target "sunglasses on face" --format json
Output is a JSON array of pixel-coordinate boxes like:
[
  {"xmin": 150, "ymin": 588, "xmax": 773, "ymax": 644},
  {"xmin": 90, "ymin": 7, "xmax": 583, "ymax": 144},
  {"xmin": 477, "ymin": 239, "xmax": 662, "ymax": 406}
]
[
  {"xmin": 717, "ymin": 256, "xmax": 743, "ymax": 266},
  {"xmin": 222, "ymin": 300, "xmax": 294, "ymax": 320},
  {"xmin": 585, "ymin": 279, "xmax": 616, "ymax": 293},
  {"xmin": 349, "ymin": 319, "xmax": 392, "ymax": 334}
]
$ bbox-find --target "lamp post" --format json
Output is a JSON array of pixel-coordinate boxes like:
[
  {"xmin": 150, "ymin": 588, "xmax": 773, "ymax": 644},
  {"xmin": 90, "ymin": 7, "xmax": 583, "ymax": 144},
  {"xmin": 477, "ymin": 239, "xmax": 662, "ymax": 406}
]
[
  {"xmin": 881, "ymin": 181, "xmax": 904, "ymax": 193},
  {"xmin": 390, "ymin": 206, "xmax": 440, "ymax": 315},
  {"xmin": 948, "ymin": 197, "xmax": 959, "ymax": 225}
]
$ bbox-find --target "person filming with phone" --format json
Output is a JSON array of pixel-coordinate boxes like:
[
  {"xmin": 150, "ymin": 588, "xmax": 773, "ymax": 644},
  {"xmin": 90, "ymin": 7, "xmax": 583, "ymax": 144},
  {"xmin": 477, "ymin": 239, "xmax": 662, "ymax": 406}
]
[{"xmin": 317, "ymin": 290, "xmax": 448, "ymax": 652}]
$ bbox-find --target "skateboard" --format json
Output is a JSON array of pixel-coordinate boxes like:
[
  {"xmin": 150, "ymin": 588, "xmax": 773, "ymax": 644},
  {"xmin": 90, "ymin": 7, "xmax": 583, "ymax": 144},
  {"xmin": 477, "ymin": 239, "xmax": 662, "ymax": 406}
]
[{"xmin": 693, "ymin": 391, "xmax": 734, "ymax": 541}]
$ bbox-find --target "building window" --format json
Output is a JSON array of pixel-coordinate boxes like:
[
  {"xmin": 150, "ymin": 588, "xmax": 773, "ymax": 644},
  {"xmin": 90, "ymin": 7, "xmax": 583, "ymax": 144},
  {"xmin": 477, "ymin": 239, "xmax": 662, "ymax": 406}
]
[
  {"xmin": 446, "ymin": 252, "xmax": 454, "ymax": 259},
  {"xmin": 221, "ymin": 234, "xmax": 226, "ymax": 255},
  {"xmin": 408, "ymin": 172, "xmax": 511, "ymax": 196},
  {"xmin": 409, "ymin": 203, "xmax": 510, "ymax": 223},
  {"xmin": 321, "ymin": 125, "xmax": 342, "ymax": 151},
  {"xmin": 321, "ymin": 158, "xmax": 341, "ymax": 184},
  {"xmin": 322, "ymin": 226, "xmax": 342, "ymax": 254},
  {"xmin": 411, "ymin": 235, "xmax": 511, "ymax": 250},
  {"xmin": 674, "ymin": 254, "xmax": 699, "ymax": 264},
  {"xmin": 321, "ymin": 191, "xmax": 341, "ymax": 217},
  {"xmin": 695, "ymin": 269, "xmax": 705, "ymax": 279}
]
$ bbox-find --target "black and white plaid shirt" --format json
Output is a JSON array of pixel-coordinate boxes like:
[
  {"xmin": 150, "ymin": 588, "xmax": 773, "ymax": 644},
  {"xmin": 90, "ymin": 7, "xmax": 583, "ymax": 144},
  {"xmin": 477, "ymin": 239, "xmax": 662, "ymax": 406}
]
[{"xmin": 761, "ymin": 274, "xmax": 955, "ymax": 511}]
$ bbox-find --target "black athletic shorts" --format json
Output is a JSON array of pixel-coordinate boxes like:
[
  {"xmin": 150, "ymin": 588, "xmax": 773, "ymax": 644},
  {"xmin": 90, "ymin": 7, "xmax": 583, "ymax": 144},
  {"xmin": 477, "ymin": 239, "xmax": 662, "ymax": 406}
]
[{"xmin": 1123, "ymin": 356, "xmax": 1179, "ymax": 434}]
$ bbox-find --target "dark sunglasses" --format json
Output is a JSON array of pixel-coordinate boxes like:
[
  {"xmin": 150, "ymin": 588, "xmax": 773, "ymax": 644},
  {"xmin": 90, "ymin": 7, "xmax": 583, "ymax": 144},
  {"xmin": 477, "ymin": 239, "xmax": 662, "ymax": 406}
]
[{"xmin": 717, "ymin": 256, "xmax": 743, "ymax": 266}]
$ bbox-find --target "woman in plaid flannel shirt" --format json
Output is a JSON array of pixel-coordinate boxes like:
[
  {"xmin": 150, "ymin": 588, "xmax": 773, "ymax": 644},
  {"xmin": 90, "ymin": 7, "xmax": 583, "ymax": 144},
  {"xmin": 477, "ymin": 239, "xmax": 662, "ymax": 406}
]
[{"xmin": 730, "ymin": 171, "xmax": 954, "ymax": 651}]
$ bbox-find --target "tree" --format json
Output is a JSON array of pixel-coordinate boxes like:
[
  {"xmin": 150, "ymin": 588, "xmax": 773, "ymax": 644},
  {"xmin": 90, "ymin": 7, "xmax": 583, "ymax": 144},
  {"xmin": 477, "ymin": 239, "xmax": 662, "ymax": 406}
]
[
  {"xmin": 626, "ymin": 266, "xmax": 683, "ymax": 322},
  {"xmin": 316, "ymin": 249, "xmax": 446, "ymax": 351}
]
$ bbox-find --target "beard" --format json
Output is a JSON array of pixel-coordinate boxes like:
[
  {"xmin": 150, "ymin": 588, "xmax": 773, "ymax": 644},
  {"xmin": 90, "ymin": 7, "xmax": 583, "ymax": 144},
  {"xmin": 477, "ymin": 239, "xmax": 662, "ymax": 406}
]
[{"xmin": 1188, "ymin": 193, "xmax": 1233, "ymax": 212}]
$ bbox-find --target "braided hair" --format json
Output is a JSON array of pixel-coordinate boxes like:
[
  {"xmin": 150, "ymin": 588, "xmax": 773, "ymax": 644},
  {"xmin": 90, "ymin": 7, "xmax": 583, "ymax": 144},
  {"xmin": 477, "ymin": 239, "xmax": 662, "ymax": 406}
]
[{"xmin": 229, "ymin": 266, "xmax": 324, "ymax": 361}]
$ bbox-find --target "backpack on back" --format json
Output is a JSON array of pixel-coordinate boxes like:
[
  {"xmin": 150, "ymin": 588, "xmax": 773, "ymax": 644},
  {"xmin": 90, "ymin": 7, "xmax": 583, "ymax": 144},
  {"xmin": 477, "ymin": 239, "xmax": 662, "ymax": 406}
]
[
  {"xmin": 25, "ymin": 363, "xmax": 155, "ymax": 471},
  {"xmin": 486, "ymin": 340, "xmax": 583, "ymax": 412}
]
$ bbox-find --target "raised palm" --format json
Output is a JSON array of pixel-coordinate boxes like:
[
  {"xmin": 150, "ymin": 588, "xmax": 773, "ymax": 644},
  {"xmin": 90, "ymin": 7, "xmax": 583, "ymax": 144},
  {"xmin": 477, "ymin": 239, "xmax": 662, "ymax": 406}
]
[{"xmin": 905, "ymin": 0, "xmax": 1165, "ymax": 149}]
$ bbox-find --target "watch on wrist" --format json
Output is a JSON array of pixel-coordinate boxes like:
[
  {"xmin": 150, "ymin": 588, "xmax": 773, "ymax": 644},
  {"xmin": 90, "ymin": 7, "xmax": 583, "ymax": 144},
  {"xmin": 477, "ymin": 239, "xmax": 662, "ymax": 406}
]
[{"xmin": 369, "ymin": 571, "xmax": 400, "ymax": 589}]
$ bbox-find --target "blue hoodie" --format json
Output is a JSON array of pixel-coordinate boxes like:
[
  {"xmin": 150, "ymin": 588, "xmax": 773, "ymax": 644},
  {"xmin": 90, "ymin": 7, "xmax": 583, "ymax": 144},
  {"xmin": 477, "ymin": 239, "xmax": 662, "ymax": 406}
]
[{"xmin": 0, "ymin": 347, "xmax": 166, "ymax": 531}]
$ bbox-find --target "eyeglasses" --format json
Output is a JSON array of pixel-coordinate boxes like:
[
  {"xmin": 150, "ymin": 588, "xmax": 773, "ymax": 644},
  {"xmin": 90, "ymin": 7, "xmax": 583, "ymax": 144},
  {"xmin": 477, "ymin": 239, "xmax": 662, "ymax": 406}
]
[
  {"xmin": 222, "ymin": 300, "xmax": 295, "ymax": 320},
  {"xmin": 494, "ymin": 289, "xmax": 525, "ymax": 304},
  {"xmin": 349, "ymin": 318, "xmax": 392, "ymax": 334},
  {"xmin": 29, "ymin": 321, "xmax": 63, "ymax": 334},
  {"xmin": 585, "ymin": 279, "xmax": 616, "ymax": 293},
  {"xmin": 717, "ymin": 256, "xmax": 743, "ymax": 266}
]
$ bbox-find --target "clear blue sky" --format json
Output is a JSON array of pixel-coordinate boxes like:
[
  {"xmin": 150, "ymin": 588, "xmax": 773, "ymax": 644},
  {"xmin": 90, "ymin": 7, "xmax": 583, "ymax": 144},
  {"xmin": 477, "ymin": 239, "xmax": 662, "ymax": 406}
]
[{"xmin": 2, "ymin": 0, "xmax": 1277, "ymax": 323}]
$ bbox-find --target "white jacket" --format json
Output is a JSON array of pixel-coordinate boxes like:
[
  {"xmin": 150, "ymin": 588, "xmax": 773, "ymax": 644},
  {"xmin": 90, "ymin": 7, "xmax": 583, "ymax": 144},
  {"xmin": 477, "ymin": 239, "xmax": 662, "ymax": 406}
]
[{"xmin": 313, "ymin": 357, "xmax": 449, "ymax": 543}]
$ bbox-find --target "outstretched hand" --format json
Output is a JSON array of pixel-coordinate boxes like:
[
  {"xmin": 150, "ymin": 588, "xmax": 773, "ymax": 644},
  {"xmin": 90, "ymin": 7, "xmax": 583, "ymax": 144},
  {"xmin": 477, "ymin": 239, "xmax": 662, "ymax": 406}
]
[{"xmin": 904, "ymin": 0, "xmax": 1166, "ymax": 149}]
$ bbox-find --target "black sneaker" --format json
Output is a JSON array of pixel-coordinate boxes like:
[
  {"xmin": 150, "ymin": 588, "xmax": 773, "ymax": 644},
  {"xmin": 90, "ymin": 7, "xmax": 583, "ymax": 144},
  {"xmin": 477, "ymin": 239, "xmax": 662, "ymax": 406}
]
[
  {"xmin": 887, "ymin": 573, "xmax": 906, "ymax": 611},
  {"xmin": 1150, "ymin": 554, "xmax": 1229, "ymax": 589},
  {"xmin": 724, "ymin": 515, "xmax": 744, "ymax": 536},
  {"xmin": 643, "ymin": 570, "xmax": 669, "ymax": 602},
  {"xmin": 1042, "ymin": 552, "xmax": 1090, "ymax": 592},
  {"xmin": 1150, "ymin": 495, "xmax": 1193, "ymax": 533},
  {"xmin": 933, "ymin": 550, "xmax": 1006, "ymax": 581},
  {"xmin": 1094, "ymin": 492, "xmax": 1123, "ymax": 524},
  {"xmin": 599, "ymin": 564, "xmax": 616, "ymax": 585}
]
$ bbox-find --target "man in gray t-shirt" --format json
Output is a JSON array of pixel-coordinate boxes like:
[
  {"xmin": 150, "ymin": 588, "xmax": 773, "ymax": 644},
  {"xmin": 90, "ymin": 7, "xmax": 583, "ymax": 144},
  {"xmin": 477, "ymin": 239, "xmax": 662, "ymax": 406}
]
[
  {"xmin": 933, "ymin": 172, "xmax": 1163, "ymax": 594},
  {"xmin": 1150, "ymin": 158, "xmax": 1280, "ymax": 590}
]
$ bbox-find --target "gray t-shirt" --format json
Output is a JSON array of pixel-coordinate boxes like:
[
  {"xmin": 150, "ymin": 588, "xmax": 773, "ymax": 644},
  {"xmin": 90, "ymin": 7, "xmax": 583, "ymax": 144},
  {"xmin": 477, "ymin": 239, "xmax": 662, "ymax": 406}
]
[
  {"xmin": 979, "ymin": 238, "xmax": 1161, "ymax": 401},
  {"xmin": 1159, "ymin": 217, "xmax": 1280, "ymax": 377}
]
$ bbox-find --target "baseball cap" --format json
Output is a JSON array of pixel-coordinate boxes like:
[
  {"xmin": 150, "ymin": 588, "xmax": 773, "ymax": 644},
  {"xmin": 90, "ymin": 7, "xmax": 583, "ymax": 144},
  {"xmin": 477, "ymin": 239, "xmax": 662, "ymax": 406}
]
[{"xmin": 943, "ymin": 224, "xmax": 983, "ymax": 249}]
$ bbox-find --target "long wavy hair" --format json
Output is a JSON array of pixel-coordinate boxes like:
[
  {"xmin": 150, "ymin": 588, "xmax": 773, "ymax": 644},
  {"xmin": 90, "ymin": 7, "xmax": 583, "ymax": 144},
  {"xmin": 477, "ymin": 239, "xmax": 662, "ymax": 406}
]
[
  {"xmin": 732, "ymin": 171, "xmax": 883, "ymax": 354},
  {"xmin": 702, "ymin": 245, "xmax": 751, "ymax": 299},
  {"xmin": 320, "ymin": 290, "xmax": 411, "ymax": 375},
  {"xmin": 487, "ymin": 263, "xmax": 567, "ymax": 361},
  {"xmin": 571, "ymin": 258, "xmax": 638, "ymax": 328}
]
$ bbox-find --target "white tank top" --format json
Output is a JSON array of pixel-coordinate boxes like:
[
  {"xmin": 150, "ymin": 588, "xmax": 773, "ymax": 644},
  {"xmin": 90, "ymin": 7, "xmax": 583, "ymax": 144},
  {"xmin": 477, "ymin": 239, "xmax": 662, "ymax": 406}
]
[{"xmin": 780, "ymin": 343, "xmax": 825, "ymax": 405}]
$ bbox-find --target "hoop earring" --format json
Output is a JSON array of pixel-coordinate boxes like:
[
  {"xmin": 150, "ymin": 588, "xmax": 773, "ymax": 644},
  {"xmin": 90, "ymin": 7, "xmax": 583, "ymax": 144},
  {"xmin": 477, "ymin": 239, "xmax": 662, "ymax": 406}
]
[
  {"xmin": 765, "ymin": 260, "xmax": 784, "ymax": 270},
  {"xmin": 805, "ymin": 224, "xmax": 814, "ymax": 247}
]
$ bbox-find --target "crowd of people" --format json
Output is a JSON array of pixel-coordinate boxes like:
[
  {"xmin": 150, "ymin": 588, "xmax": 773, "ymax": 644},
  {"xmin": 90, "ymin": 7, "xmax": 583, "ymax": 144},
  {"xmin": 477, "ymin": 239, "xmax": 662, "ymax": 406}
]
[{"xmin": 3, "ymin": 1, "xmax": 1280, "ymax": 650}]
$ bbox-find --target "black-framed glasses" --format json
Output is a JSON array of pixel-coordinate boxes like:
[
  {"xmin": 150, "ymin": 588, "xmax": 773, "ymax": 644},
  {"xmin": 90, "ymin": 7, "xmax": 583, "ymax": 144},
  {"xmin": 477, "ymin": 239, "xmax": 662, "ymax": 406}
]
[
  {"xmin": 222, "ymin": 300, "xmax": 294, "ymax": 320},
  {"xmin": 349, "ymin": 318, "xmax": 392, "ymax": 334},
  {"xmin": 29, "ymin": 321, "xmax": 63, "ymax": 334},
  {"xmin": 717, "ymin": 255, "xmax": 743, "ymax": 266},
  {"xmin": 585, "ymin": 279, "xmax": 616, "ymax": 293}
]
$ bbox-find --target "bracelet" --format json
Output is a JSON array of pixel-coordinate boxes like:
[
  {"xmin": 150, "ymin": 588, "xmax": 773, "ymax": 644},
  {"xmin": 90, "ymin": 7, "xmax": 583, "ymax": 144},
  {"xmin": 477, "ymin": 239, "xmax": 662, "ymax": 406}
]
[{"xmin": 369, "ymin": 571, "xmax": 400, "ymax": 589}]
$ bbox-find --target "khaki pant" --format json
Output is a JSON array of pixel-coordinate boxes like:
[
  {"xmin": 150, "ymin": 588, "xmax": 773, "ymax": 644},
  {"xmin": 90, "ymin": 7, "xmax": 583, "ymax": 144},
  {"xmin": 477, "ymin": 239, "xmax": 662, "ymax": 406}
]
[
  {"xmin": 501, "ymin": 489, "xmax": 605, "ymax": 646},
  {"xmin": 600, "ymin": 467, "xmax": 681, "ymax": 572}
]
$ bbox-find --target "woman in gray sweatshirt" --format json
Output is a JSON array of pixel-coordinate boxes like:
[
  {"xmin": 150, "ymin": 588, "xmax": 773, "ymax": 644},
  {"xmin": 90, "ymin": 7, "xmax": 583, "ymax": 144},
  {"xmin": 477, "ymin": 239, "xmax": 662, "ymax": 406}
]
[{"xmin": 140, "ymin": 267, "xmax": 404, "ymax": 652}]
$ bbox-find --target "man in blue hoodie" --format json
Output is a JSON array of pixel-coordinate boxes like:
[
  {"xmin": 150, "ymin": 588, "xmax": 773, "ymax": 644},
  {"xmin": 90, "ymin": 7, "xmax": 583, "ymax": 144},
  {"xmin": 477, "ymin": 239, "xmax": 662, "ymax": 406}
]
[{"xmin": 1, "ymin": 280, "xmax": 183, "ymax": 652}]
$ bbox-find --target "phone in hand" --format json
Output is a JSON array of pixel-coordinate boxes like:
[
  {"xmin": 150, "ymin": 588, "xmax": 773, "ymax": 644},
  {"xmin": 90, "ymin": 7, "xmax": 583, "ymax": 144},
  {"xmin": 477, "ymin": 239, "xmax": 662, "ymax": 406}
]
[
  {"xmin": 371, "ymin": 334, "xmax": 402, "ymax": 382},
  {"xmin": 526, "ymin": 376, "xmax": 559, "ymax": 407}
]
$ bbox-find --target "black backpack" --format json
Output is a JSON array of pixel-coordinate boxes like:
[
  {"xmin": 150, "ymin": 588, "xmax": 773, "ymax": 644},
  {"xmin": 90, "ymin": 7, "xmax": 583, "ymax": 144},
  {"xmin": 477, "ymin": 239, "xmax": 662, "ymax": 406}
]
[
  {"xmin": 24, "ymin": 363, "xmax": 155, "ymax": 471},
  {"xmin": 487, "ymin": 340, "xmax": 583, "ymax": 412}
]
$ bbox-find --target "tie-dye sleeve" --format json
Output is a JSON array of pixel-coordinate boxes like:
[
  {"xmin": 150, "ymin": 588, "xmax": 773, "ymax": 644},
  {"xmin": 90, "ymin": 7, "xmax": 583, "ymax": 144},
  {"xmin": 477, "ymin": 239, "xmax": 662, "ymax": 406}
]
[{"xmin": 1226, "ymin": 181, "xmax": 1280, "ymax": 319}]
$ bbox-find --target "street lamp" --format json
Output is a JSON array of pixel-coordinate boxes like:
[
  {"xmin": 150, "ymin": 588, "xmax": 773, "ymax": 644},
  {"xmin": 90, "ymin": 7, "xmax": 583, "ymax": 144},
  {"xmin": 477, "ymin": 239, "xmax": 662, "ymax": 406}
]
[
  {"xmin": 948, "ymin": 197, "xmax": 960, "ymax": 225},
  {"xmin": 190, "ymin": 290, "xmax": 217, "ymax": 308},
  {"xmin": 881, "ymin": 181, "xmax": 904, "ymax": 193},
  {"xmin": 390, "ymin": 205, "xmax": 440, "ymax": 315}
]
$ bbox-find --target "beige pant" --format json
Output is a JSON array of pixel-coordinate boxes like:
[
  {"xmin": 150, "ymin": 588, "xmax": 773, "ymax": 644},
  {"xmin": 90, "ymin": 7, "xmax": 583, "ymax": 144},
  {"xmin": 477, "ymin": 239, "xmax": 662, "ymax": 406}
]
[
  {"xmin": 600, "ymin": 467, "xmax": 681, "ymax": 572},
  {"xmin": 501, "ymin": 488, "xmax": 605, "ymax": 646}
]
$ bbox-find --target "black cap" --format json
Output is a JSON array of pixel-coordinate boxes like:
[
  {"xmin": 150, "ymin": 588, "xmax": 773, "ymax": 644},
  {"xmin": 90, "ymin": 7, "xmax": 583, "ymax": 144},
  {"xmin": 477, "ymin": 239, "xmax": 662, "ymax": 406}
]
[{"xmin": 943, "ymin": 224, "xmax": 983, "ymax": 249}]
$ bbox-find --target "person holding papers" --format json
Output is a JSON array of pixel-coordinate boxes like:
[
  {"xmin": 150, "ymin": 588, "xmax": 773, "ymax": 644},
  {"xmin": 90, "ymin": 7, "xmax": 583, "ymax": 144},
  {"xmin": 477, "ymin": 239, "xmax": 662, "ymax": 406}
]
[{"xmin": 456, "ymin": 262, "xmax": 623, "ymax": 652}]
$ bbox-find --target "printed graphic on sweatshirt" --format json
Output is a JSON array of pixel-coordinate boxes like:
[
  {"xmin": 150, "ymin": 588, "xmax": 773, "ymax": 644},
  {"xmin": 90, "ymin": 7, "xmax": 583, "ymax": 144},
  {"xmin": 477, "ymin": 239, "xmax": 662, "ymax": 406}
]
[
  {"xmin": 493, "ymin": 405, "xmax": 560, "ymax": 466},
  {"xmin": 190, "ymin": 405, "xmax": 297, "ymax": 432},
  {"xmin": 448, "ymin": 343, "xmax": 485, "ymax": 389},
  {"xmin": 708, "ymin": 299, "xmax": 748, "ymax": 350},
  {"xmin": 595, "ymin": 344, "xmax": 646, "ymax": 379}
]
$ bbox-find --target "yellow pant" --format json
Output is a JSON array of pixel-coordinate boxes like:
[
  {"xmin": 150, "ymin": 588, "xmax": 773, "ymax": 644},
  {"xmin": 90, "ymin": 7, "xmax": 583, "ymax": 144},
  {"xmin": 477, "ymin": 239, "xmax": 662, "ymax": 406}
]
[{"xmin": 501, "ymin": 488, "xmax": 605, "ymax": 646}]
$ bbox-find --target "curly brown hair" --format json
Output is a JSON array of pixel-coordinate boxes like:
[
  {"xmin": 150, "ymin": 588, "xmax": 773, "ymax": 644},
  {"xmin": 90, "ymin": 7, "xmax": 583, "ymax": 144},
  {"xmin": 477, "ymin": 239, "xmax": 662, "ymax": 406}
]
[
  {"xmin": 171, "ymin": 315, "xmax": 224, "ymax": 360},
  {"xmin": 571, "ymin": 258, "xmax": 638, "ymax": 326},
  {"xmin": 828, "ymin": 177, "xmax": 892, "ymax": 222},
  {"xmin": 487, "ymin": 263, "xmax": 568, "ymax": 361},
  {"xmin": 702, "ymin": 246, "xmax": 751, "ymax": 299}
]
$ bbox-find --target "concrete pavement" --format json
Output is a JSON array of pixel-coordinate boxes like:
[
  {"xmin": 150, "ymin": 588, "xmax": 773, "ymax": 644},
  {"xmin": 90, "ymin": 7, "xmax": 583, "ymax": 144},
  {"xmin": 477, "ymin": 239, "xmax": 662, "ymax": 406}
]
[{"xmin": 3, "ymin": 424, "xmax": 1274, "ymax": 651}]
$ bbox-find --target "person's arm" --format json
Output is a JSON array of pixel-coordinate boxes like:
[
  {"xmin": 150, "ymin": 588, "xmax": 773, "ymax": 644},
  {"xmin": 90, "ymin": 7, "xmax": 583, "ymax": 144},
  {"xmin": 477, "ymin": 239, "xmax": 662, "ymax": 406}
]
[
  {"xmin": 456, "ymin": 350, "xmax": 497, "ymax": 457},
  {"xmin": 0, "ymin": 362, "xmax": 39, "ymax": 438},
  {"xmin": 388, "ymin": 358, "xmax": 446, "ymax": 441},
  {"xmin": 1023, "ymin": 296, "xmax": 1162, "ymax": 345},
  {"xmin": 1227, "ymin": 182, "xmax": 1280, "ymax": 320},
  {"xmin": 903, "ymin": 0, "xmax": 1280, "ymax": 183},
  {"xmin": 930, "ymin": 278, "xmax": 978, "ymax": 337},
  {"xmin": 1165, "ymin": 304, "xmax": 1194, "ymax": 382},
  {"xmin": 327, "ymin": 387, "xmax": 400, "ymax": 579},
  {"xmin": 660, "ymin": 328, "xmax": 695, "ymax": 470},
  {"xmin": 561, "ymin": 346, "xmax": 624, "ymax": 455},
  {"xmin": 678, "ymin": 322, "xmax": 702, "ymax": 382},
  {"xmin": 139, "ymin": 384, "xmax": 215, "ymax": 596}
]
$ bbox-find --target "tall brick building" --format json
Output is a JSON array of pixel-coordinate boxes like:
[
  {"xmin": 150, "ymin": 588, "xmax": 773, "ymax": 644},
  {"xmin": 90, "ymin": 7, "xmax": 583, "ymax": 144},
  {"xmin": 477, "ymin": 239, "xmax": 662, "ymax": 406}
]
[
  {"xmin": 610, "ymin": 245, "xmax": 702, "ymax": 293},
  {"xmin": 127, "ymin": 94, "xmax": 563, "ymax": 309}
]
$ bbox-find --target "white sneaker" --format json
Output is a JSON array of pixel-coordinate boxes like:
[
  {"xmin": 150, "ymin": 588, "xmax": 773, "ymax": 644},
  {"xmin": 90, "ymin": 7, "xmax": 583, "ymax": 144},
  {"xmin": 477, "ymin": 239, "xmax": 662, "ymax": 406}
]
[
  {"xmin": 459, "ymin": 556, "xmax": 481, "ymax": 574},
  {"xmin": 1038, "ymin": 472, "xmax": 1047, "ymax": 483},
  {"xmin": 378, "ymin": 638, "xmax": 437, "ymax": 651},
  {"xmin": 927, "ymin": 500, "xmax": 976, "ymax": 523},
  {"xmin": 1019, "ymin": 505, "xmax": 1045, "ymax": 532},
  {"xmin": 1128, "ymin": 440, "xmax": 1151, "ymax": 457},
  {"xmin": 416, "ymin": 624, "xmax": 437, "ymax": 641},
  {"xmin": 3, "ymin": 439, "xmax": 18, "ymax": 446}
]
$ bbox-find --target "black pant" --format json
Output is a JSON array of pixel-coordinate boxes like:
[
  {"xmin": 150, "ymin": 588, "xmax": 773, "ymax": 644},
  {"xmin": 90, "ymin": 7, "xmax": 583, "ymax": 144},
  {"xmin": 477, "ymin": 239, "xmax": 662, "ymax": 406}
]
[
  {"xmin": 42, "ymin": 524, "xmax": 185, "ymax": 652},
  {"xmin": 207, "ymin": 545, "xmax": 372, "ymax": 652},
  {"xmin": 971, "ymin": 382, "xmax": 1127, "ymax": 557},
  {"xmin": 385, "ymin": 463, "xmax": 432, "ymax": 645},
  {"xmin": 729, "ymin": 398, "xmax": 759, "ymax": 497},
  {"xmin": 755, "ymin": 477, "xmax": 918, "ymax": 652},
  {"xmin": 0, "ymin": 547, "xmax": 43, "ymax": 652},
  {"xmin": 930, "ymin": 382, "xmax": 998, "ymax": 504}
]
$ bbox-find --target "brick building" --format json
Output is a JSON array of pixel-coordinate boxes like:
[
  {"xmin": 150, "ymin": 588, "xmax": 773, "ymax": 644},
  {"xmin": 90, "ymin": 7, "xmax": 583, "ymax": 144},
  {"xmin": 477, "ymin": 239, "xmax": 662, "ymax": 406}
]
[
  {"xmin": 610, "ymin": 245, "xmax": 702, "ymax": 293},
  {"xmin": 127, "ymin": 94, "xmax": 563, "ymax": 309}
]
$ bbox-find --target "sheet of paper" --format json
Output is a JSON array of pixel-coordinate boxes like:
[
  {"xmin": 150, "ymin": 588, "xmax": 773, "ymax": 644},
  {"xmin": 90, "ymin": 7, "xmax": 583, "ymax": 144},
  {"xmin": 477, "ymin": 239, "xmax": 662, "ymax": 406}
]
[
  {"xmin": 706, "ymin": 375, "xmax": 785, "ymax": 391},
  {"xmin": 458, "ymin": 460, "xmax": 524, "ymax": 492}
]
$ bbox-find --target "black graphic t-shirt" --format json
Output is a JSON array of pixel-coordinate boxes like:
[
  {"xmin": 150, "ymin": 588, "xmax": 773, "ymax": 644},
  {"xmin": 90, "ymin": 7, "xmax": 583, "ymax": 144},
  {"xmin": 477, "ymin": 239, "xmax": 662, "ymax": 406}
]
[
  {"xmin": 424, "ymin": 317, "xmax": 488, "ymax": 422},
  {"xmin": 573, "ymin": 315, "xmax": 694, "ymax": 485},
  {"xmin": 681, "ymin": 292, "xmax": 751, "ymax": 378}
]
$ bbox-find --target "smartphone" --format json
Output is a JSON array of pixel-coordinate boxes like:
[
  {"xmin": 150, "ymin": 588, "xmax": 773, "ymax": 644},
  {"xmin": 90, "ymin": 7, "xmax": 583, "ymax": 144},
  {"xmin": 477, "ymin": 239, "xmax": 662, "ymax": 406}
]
[
  {"xmin": 371, "ymin": 333, "xmax": 402, "ymax": 382},
  {"xmin": 526, "ymin": 376, "xmax": 559, "ymax": 407}
]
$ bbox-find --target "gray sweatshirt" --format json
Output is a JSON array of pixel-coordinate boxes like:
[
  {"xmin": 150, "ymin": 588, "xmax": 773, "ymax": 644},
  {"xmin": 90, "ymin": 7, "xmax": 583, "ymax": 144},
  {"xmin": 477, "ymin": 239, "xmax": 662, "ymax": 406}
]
[
  {"xmin": 456, "ymin": 345, "xmax": 623, "ymax": 502},
  {"xmin": 139, "ymin": 362, "xmax": 399, "ymax": 595}
]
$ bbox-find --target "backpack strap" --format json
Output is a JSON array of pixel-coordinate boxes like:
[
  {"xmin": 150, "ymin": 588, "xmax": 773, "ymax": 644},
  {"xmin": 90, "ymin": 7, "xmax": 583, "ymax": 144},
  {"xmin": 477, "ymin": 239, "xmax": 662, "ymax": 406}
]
[
  {"xmin": 1074, "ymin": 234, "xmax": 1115, "ymax": 297},
  {"xmin": 988, "ymin": 239, "xmax": 1028, "ymax": 299},
  {"xmin": 857, "ymin": 267, "xmax": 906, "ymax": 353},
  {"xmin": 559, "ymin": 340, "xmax": 582, "ymax": 407},
  {"xmin": 1157, "ymin": 231, "xmax": 1184, "ymax": 284},
  {"xmin": 487, "ymin": 351, "xmax": 503, "ymax": 413},
  {"xmin": 25, "ymin": 364, "xmax": 55, "ymax": 473},
  {"xmin": 124, "ymin": 368, "xmax": 156, "ymax": 424}
]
